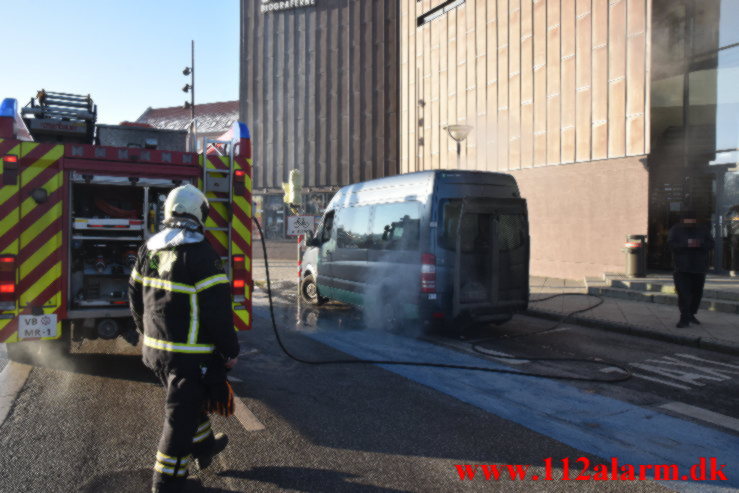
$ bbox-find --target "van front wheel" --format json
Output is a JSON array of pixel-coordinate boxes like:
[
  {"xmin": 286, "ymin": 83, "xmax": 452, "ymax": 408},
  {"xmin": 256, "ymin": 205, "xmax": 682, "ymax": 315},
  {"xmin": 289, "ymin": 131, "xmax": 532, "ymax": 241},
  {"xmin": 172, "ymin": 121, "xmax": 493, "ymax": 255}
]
[{"xmin": 300, "ymin": 274, "xmax": 327, "ymax": 305}]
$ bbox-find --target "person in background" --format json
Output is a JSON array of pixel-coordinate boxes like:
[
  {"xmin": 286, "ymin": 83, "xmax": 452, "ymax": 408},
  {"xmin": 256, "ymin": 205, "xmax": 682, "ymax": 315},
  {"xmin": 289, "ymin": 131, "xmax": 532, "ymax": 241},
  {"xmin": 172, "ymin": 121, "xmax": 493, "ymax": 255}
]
[
  {"xmin": 727, "ymin": 205, "xmax": 739, "ymax": 277},
  {"xmin": 667, "ymin": 210, "xmax": 715, "ymax": 328}
]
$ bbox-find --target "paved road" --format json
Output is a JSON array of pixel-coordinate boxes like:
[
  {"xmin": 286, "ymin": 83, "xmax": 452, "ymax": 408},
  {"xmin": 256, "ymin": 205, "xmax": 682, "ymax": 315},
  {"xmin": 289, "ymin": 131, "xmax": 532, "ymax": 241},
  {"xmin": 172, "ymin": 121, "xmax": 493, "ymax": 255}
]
[{"xmin": 0, "ymin": 282, "xmax": 737, "ymax": 492}]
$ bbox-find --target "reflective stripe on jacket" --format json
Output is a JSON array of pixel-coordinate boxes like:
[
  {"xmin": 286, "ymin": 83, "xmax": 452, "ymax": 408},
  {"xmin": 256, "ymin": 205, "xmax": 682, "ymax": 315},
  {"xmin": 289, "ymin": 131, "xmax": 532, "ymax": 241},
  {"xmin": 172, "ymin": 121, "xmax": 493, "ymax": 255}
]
[{"xmin": 128, "ymin": 240, "xmax": 239, "ymax": 372}]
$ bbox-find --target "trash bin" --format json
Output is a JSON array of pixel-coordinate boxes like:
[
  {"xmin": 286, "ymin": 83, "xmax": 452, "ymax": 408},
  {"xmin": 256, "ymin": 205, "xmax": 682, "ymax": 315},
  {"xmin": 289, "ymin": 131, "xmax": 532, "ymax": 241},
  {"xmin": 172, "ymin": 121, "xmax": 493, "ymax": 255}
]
[{"xmin": 624, "ymin": 234, "xmax": 647, "ymax": 277}]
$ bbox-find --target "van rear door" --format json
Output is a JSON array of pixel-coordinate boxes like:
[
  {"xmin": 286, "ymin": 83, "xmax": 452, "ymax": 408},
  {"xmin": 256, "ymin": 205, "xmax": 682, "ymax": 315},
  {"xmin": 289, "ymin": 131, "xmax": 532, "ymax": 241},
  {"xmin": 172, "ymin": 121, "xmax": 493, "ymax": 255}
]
[{"xmin": 440, "ymin": 198, "xmax": 529, "ymax": 319}]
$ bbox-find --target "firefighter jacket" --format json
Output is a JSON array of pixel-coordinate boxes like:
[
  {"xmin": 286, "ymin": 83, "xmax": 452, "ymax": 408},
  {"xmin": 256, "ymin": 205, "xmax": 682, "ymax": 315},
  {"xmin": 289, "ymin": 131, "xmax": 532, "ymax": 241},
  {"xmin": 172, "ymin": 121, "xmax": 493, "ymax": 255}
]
[
  {"xmin": 667, "ymin": 222, "xmax": 715, "ymax": 274},
  {"xmin": 128, "ymin": 222, "xmax": 239, "ymax": 374}
]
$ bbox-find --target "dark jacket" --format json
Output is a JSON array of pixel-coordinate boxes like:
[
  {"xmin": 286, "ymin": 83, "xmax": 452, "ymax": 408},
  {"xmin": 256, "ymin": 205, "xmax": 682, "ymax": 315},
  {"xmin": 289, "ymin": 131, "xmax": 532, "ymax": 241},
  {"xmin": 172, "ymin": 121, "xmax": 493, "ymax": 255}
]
[
  {"xmin": 128, "ymin": 230, "xmax": 239, "ymax": 374},
  {"xmin": 667, "ymin": 222, "xmax": 715, "ymax": 273},
  {"xmin": 728, "ymin": 208, "xmax": 739, "ymax": 237}
]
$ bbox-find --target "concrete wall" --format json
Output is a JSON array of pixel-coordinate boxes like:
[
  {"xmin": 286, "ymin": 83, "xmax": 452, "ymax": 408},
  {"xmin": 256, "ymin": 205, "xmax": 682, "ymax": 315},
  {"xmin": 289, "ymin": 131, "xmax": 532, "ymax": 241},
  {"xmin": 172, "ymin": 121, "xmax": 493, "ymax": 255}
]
[
  {"xmin": 240, "ymin": 0, "xmax": 400, "ymax": 193},
  {"xmin": 510, "ymin": 155, "xmax": 649, "ymax": 278}
]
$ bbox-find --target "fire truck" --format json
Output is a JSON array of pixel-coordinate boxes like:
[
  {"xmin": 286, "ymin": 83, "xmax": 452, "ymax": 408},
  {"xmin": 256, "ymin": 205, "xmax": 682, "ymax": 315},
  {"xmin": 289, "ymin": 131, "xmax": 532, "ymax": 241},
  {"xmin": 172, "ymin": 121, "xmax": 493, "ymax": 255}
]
[{"xmin": 0, "ymin": 91, "xmax": 253, "ymax": 362}]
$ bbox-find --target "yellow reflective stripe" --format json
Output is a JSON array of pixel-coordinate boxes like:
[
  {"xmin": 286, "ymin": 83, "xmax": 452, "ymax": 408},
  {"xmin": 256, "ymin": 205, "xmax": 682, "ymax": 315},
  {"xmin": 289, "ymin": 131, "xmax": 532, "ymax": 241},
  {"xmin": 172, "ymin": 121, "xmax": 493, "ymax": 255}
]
[
  {"xmin": 154, "ymin": 462, "xmax": 188, "ymax": 477},
  {"xmin": 20, "ymin": 264, "xmax": 61, "ymax": 306},
  {"xmin": 195, "ymin": 274, "xmax": 230, "ymax": 292},
  {"xmin": 20, "ymin": 231, "xmax": 62, "ymax": 276},
  {"xmin": 193, "ymin": 428, "xmax": 213, "ymax": 443},
  {"xmin": 196, "ymin": 421, "xmax": 211, "ymax": 434},
  {"xmin": 187, "ymin": 293, "xmax": 199, "ymax": 344},
  {"xmin": 130, "ymin": 269, "xmax": 143, "ymax": 283},
  {"xmin": 19, "ymin": 200, "xmax": 62, "ymax": 247},
  {"xmin": 156, "ymin": 451, "xmax": 177, "ymax": 462},
  {"xmin": 140, "ymin": 276, "xmax": 196, "ymax": 294},
  {"xmin": 143, "ymin": 335, "xmax": 214, "ymax": 354},
  {"xmin": 156, "ymin": 452, "xmax": 191, "ymax": 466}
]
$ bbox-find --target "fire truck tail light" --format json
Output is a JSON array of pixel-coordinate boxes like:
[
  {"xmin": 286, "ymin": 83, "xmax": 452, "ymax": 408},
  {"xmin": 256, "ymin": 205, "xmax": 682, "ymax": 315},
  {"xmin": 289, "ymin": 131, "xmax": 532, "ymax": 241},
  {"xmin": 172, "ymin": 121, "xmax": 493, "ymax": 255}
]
[
  {"xmin": 232, "ymin": 255, "xmax": 247, "ymax": 298},
  {"xmin": 2, "ymin": 156, "xmax": 19, "ymax": 185},
  {"xmin": 0, "ymin": 255, "xmax": 16, "ymax": 303}
]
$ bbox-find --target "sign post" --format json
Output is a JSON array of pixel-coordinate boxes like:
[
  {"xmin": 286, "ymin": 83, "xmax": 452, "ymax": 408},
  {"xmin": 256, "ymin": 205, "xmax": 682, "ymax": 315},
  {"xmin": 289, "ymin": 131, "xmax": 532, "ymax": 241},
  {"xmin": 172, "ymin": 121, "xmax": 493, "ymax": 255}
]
[{"xmin": 287, "ymin": 215, "xmax": 315, "ymax": 301}]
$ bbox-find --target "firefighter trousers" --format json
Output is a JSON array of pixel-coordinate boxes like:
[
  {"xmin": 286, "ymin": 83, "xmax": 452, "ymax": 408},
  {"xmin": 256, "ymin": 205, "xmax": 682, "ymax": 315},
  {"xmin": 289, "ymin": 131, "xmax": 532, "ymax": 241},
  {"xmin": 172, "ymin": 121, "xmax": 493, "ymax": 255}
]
[{"xmin": 152, "ymin": 370, "xmax": 215, "ymax": 487}]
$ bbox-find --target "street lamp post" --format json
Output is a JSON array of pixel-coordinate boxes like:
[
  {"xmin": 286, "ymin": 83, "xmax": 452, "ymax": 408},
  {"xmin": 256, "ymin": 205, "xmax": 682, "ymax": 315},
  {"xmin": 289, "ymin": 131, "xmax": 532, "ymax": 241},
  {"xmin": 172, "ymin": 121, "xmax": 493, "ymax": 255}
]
[
  {"xmin": 444, "ymin": 124, "xmax": 473, "ymax": 169},
  {"xmin": 182, "ymin": 40, "xmax": 195, "ymax": 151}
]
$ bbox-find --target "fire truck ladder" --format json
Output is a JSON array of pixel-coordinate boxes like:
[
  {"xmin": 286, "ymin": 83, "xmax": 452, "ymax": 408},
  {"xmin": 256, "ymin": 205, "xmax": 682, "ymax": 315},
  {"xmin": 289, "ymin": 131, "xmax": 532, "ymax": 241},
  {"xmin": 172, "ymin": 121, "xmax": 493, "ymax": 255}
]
[
  {"xmin": 202, "ymin": 138, "xmax": 236, "ymax": 276},
  {"xmin": 21, "ymin": 90, "xmax": 97, "ymax": 123}
]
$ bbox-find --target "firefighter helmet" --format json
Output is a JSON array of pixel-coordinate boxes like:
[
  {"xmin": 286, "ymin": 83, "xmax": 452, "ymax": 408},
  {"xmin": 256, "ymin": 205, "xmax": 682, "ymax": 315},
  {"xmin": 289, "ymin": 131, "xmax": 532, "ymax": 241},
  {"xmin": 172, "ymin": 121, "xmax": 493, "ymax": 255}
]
[{"xmin": 164, "ymin": 184, "xmax": 209, "ymax": 226}]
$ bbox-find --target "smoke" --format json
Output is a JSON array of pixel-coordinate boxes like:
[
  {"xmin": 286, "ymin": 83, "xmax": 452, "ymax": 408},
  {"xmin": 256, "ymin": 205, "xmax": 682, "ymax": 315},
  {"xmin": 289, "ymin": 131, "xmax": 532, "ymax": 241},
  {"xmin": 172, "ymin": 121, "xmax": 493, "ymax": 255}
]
[{"xmin": 360, "ymin": 251, "xmax": 425, "ymax": 338}]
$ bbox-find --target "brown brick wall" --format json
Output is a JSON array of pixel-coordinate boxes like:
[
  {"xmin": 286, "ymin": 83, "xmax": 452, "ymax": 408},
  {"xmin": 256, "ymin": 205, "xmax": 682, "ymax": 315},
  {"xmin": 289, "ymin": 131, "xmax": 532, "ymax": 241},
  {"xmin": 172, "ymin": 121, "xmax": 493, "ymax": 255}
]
[{"xmin": 509, "ymin": 155, "xmax": 649, "ymax": 279}]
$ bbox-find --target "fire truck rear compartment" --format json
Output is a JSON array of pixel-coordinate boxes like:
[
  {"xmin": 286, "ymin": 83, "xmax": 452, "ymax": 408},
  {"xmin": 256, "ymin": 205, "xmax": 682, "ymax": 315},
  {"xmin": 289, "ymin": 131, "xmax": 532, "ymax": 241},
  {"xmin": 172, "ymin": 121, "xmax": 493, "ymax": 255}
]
[{"xmin": 68, "ymin": 181, "xmax": 171, "ymax": 341}]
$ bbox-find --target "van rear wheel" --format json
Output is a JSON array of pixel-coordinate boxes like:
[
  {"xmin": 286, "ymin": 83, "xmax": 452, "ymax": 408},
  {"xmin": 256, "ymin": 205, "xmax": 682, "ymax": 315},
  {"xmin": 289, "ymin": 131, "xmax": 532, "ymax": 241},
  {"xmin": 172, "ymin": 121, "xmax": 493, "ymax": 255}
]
[{"xmin": 300, "ymin": 274, "xmax": 326, "ymax": 305}]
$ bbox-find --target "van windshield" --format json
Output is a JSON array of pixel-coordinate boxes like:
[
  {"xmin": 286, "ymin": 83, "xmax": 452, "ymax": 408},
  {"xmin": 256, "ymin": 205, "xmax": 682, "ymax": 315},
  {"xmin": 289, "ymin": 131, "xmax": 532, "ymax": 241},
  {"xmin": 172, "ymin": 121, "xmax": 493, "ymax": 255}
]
[{"xmin": 439, "ymin": 199, "xmax": 526, "ymax": 252}]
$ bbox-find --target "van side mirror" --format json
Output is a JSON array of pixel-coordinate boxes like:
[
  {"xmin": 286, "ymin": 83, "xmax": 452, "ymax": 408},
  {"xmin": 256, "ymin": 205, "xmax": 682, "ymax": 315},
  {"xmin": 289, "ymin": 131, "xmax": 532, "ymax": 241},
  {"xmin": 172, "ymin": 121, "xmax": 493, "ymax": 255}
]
[{"xmin": 305, "ymin": 231, "xmax": 321, "ymax": 247}]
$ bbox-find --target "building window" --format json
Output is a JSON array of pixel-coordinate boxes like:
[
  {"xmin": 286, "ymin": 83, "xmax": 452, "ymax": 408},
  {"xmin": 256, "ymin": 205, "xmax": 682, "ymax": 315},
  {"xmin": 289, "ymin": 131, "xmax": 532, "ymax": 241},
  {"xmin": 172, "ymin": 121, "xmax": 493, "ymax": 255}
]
[{"xmin": 417, "ymin": 0, "xmax": 465, "ymax": 27}]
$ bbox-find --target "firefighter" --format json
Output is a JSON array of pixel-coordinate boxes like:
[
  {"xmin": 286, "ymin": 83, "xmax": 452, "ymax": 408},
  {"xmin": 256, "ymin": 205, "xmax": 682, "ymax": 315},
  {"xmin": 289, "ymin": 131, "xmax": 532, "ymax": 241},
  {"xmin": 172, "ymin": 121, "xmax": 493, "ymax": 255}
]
[
  {"xmin": 128, "ymin": 184, "xmax": 239, "ymax": 493},
  {"xmin": 667, "ymin": 210, "xmax": 715, "ymax": 328}
]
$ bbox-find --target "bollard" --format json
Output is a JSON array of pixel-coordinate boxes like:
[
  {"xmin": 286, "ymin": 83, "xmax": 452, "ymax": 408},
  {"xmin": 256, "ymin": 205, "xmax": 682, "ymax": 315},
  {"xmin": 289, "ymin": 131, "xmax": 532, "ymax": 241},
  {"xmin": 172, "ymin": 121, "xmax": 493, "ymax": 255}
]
[{"xmin": 624, "ymin": 234, "xmax": 647, "ymax": 277}]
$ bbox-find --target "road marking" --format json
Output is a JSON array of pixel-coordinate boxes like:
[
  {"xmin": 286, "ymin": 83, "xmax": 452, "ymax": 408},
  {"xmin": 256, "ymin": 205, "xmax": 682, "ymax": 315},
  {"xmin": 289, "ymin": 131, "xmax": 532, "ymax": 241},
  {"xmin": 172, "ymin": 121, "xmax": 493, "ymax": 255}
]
[
  {"xmin": 600, "ymin": 367, "xmax": 691, "ymax": 390},
  {"xmin": 625, "ymin": 353, "xmax": 739, "ymax": 389},
  {"xmin": 233, "ymin": 398, "xmax": 265, "ymax": 431},
  {"xmin": 660, "ymin": 402, "xmax": 739, "ymax": 434},
  {"xmin": 0, "ymin": 362, "xmax": 32, "ymax": 427},
  {"xmin": 470, "ymin": 348, "xmax": 530, "ymax": 365}
]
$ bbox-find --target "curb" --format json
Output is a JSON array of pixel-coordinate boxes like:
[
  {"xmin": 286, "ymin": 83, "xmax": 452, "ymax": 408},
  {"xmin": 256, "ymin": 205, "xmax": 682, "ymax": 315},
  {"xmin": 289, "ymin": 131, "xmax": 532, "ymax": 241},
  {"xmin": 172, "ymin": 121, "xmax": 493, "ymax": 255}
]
[{"xmin": 526, "ymin": 309, "xmax": 739, "ymax": 357}]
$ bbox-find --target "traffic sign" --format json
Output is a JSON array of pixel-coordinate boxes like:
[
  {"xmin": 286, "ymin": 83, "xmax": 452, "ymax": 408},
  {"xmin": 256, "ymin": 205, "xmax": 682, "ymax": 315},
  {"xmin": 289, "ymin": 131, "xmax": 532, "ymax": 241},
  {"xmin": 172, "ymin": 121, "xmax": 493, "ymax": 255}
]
[{"xmin": 287, "ymin": 215, "xmax": 315, "ymax": 236}]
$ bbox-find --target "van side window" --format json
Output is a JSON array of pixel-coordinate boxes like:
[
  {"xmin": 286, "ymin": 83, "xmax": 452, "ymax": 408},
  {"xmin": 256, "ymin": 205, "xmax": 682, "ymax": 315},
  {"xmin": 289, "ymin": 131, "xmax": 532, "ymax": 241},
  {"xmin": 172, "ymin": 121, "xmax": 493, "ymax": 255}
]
[
  {"xmin": 336, "ymin": 206, "xmax": 371, "ymax": 249},
  {"xmin": 370, "ymin": 202, "xmax": 421, "ymax": 251},
  {"xmin": 318, "ymin": 210, "xmax": 334, "ymax": 243}
]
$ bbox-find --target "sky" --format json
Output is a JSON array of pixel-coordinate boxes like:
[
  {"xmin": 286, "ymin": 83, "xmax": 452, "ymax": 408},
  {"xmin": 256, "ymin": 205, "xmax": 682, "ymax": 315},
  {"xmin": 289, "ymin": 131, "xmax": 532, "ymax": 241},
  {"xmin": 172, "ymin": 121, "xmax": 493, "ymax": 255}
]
[{"xmin": 2, "ymin": 0, "xmax": 240, "ymax": 124}]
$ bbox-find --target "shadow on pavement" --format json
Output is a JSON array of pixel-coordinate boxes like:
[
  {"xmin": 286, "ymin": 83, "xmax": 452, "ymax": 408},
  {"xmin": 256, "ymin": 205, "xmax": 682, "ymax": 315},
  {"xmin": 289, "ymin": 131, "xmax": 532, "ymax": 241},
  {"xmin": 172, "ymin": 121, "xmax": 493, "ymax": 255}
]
[
  {"xmin": 219, "ymin": 466, "xmax": 411, "ymax": 493},
  {"xmin": 77, "ymin": 468, "xmax": 240, "ymax": 493},
  {"xmin": 24, "ymin": 352, "xmax": 155, "ymax": 384}
]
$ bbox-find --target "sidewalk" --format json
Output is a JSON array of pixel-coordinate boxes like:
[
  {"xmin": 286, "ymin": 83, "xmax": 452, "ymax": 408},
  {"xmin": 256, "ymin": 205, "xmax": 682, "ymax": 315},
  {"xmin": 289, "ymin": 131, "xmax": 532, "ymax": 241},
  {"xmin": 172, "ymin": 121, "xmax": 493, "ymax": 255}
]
[{"xmin": 528, "ymin": 276, "xmax": 739, "ymax": 356}]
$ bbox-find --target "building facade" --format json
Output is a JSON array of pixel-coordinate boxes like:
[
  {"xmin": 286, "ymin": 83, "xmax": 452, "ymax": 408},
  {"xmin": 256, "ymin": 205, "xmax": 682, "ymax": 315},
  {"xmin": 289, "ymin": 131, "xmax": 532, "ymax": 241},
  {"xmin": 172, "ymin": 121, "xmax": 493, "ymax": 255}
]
[
  {"xmin": 400, "ymin": 0, "xmax": 738, "ymax": 279},
  {"xmin": 239, "ymin": 0, "xmax": 400, "ymax": 239},
  {"xmin": 401, "ymin": 0, "xmax": 651, "ymax": 279}
]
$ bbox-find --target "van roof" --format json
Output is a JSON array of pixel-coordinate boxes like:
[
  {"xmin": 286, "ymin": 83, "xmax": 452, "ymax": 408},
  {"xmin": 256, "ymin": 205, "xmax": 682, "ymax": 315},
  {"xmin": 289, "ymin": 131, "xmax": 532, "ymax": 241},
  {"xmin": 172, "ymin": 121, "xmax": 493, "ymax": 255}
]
[{"xmin": 328, "ymin": 170, "xmax": 519, "ymax": 209}]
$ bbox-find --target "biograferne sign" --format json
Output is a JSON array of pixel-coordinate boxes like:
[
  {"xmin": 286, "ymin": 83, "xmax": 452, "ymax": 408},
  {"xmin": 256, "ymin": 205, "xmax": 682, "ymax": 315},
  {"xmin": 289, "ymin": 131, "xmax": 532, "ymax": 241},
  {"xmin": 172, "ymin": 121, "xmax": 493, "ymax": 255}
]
[{"xmin": 261, "ymin": 0, "xmax": 316, "ymax": 13}]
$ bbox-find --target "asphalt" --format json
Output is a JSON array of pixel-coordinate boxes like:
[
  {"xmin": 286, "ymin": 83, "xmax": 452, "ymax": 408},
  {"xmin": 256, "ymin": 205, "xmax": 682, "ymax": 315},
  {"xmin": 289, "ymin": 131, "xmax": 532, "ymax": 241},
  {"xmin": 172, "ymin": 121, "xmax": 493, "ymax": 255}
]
[{"xmin": 529, "ymin": 275, "xmax": 739, "ymax": 357}]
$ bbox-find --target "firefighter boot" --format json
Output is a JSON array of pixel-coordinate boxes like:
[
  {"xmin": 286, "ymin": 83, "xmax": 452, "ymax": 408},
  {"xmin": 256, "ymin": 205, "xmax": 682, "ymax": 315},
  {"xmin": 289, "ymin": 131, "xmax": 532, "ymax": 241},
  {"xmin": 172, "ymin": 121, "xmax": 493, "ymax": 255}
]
[
  {"xmin": 194, "ymin": 433, "xmax": 229, "ymax": 471},
  {"xmin": 151, "ymin": 477, "xmax": 187, "ymax": 493}
]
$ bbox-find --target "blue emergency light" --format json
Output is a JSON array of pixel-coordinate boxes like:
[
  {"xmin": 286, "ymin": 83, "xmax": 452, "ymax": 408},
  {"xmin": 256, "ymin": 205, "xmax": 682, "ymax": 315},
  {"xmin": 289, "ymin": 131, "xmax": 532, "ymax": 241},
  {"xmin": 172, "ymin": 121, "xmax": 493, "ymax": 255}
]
[
  {"xmin": 233, "ymin": 121, "xmax": 250, "ymax": 140},
  {"xmin": 0, "ymin": 98, "xmax": 17, "ymax": 118}
]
